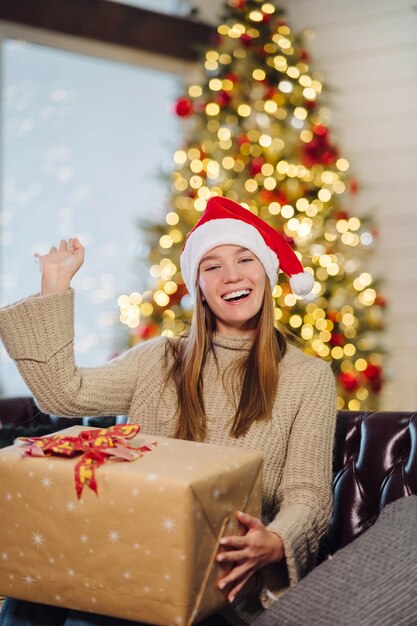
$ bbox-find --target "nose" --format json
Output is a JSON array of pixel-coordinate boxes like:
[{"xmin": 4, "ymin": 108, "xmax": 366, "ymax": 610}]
[{"xmin": 222, "ymin": 261, "xmax": 242, "ymax": 283}]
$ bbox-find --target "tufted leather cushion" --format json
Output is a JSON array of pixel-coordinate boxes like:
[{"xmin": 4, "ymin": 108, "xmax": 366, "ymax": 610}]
[{"xmin": 328, "ymin": 410, "xmax": 417, "ymax": 553}]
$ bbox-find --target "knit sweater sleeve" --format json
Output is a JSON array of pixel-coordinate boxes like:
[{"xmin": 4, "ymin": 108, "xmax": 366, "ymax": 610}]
[
  {"xmin": 0, "ymin": 289, "xmax": 151, "ymax": 417},
  {"xmin": 261, "ymin": 357, "xmax": 337, "ymax": 604}
]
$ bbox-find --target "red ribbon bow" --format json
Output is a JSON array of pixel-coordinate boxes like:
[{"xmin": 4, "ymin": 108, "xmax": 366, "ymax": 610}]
[{"xmin": 19, "ymin": 424, "xmax": 156, "ymax": 499}]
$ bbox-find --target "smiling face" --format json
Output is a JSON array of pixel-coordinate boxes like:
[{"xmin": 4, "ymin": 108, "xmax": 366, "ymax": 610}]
[{"xmin": 198, "ymin": 244, "xmax": 267, "ymax": 336}]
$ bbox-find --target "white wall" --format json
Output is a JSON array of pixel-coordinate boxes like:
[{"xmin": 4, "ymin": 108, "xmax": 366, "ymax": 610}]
[
  {"xmin": 194, "ymin": 0, "xmax": 417, "ymax": 410},
  {"xmin": 282, "ymin": 0, "xmax": 417, "ymax": 410}
]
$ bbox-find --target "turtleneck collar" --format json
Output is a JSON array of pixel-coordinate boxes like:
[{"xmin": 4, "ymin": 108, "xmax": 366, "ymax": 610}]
[{"xmin": 212, "ymin": 332, "xmax": 254, "ymax": 351}]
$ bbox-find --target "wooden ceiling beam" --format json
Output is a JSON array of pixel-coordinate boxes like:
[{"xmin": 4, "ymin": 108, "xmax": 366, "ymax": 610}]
[{"xmin": 0, "ymin": 0, "xmax": 214, "ymax": 61}]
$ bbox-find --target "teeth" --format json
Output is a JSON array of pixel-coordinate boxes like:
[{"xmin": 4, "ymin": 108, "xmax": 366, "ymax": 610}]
[{"xmin": 223, "ymin": 289, "xmax": 250, "ymax": 301}]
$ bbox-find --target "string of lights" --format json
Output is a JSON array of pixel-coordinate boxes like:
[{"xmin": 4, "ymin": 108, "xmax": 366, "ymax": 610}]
[{"xmin": 118, "ymin": 0, "xmax": 385, "ymax": 410}]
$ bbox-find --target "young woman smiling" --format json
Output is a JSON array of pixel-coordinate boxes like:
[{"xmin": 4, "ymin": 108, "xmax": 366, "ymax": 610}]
[
  {"xmin": 198, "ymin": 245, "xmax": 267, "ymax": 335},
  {"xmin": 0, "ymin": 196, "xmax": 337, "ymax": 626}
]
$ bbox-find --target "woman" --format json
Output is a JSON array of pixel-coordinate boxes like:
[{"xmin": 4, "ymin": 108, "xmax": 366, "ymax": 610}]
[{"xmin": 0, "ymin": 196, "xmax": 336, "ymax": 625}]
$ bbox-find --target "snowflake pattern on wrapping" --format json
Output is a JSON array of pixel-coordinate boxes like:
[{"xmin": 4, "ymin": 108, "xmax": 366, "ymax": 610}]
[{"xmin": 0, "ymin": 427, "xmax": 262, "ymax": 624}]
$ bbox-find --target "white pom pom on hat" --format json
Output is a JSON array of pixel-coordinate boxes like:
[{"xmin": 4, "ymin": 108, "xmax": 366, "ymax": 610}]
[{"xmin": 180, "ymin": 196, "xmax": 314, "ymax": 300}]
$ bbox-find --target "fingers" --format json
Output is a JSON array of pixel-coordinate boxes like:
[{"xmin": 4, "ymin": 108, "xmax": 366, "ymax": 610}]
[
  {"xmin": 219, "ymin": 511, "xmax": 264, "ymax": 551},
  {"xmin": 225, "ymin": 573, "xmax": 252, "ymax": 603},
  {"xmin": 218, "ymin": 561, "xmax": 250, "ymax": 589},
  {"xmin": 216, "ymin": 513, "xmax": 282, "ymax": 603},
  {"xmin": 218, "ymin": 561, "xmax": 255, "ymax": 603},
  {"xmin": 217, "ymin": 548, "xmax": 247, "ymax": 564},
  {"xmin": 220, "ymin": 534, "xmax": 248, "ymax": 550},
  {"xmin": 69, "ymin": 237, "xmax": 83, "ymax": 254},
  {"xmin": 34, "ymin": 237, "xmax": 83, "ymax": 258},
  {"xmin": 236, "ymin": 510, "xmax": 264, "ymax": 530}
]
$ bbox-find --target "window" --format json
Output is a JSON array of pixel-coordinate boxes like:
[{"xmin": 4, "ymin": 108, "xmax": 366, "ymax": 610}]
[
  {"xmin": 1, "ymin": 38, "xmax": 180, "ymax": 396},
  {"xmin": 108, "ymin": 0, "xmax": 185, "ymax": 15}
]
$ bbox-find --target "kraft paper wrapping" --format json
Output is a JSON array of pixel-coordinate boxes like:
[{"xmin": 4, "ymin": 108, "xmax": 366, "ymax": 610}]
[{"xmin": 0, "ymin": 426, "xmax": 263, "ymax": 626}]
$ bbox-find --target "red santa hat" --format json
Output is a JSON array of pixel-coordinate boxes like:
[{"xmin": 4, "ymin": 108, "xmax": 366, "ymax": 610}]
[{"xmin": 180, "ymin": 196, "xmax": 314, "ymax": 300}]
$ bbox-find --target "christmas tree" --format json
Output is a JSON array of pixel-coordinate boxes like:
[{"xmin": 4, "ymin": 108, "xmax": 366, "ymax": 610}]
[{"xmin": 118, "ymin": 0, "xmax": 385, "ymax": 411}]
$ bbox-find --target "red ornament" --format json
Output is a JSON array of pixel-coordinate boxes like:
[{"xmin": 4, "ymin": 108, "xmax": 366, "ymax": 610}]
[
  {"xmin": 136, "ymin": 323, "xmax": 159, "ymax": 340},
  {"xmin": 215, "ymin": 91, "xmax": 232, "ymax": 107},
  {"xmin": 329, "ymin": 333, "xmax": 345, "ymax": 347},
  {"xmin": 259, "ymin": 189, "xmax": 289, "ymax": 205},
  {"xmin": 175, "ymin": 97, "xmax": 192, "ymax": 117},
  {"xmin": 237, "ymin": 134, "xmax": 250, "ymax": 146},
  {"xmin": 335, "ymin": 210, "xmax": 350, "ymax": 221},
  {"xmin": 240, "ymin": 33, "xmax": 254, "ymax": 47},
  {"xmin": 321, "ymin": 150, "xmax": 337, "ymax": 165},
  {"xmin": 301, "ymin": 125, "xmax": 339, "ymax": 167},
  {"xmin": 349, "ymin": 179, "xmax": 359, "ymax": 194},
  {"xmin": 312, "ymin": 124, "xmax": 328, "ymax": 137},
  {"xmin": 362, "ymin": 364, "xmax": 383, "ymax": 393},
  {"xmin": 364, "ymin": 364, "xmax": 381, "ymax": 380},
  {"xmin": 327, "ymin": 311, "xmax": 341, "ymax": 323},
  {"xmin": 249, "ymin": 156, "xmax": 265, "ymax": 176},
  {"xmin": 370, "ymin": 378, "xmax": 383, "ymax": 393},
  {"xmin": 168, "ymin": 283, "xmax": 188, "ymax": 305},
  {"xmin": 265, "ymin": 85, "xmax": 278, "ymax": 99},
  {"xmin": 375, "ymin": 295, "xmax": 387, "ymax": 308},
  {"xmin": 340, "ymin": 372, "xmax": 359, "ymax": 391},
  {"xmin": 297, "ymin": 48, "xmax": 310, "ymax": 61},
  {"xmin": 224, "ymin": 72, "xmax": 239, "ymax": 83}
]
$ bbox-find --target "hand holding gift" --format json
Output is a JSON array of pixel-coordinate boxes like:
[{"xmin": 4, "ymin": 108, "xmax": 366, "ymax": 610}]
[{"xmin": 217, "ymin": 511, "xmax": 285, "ymax": 602}]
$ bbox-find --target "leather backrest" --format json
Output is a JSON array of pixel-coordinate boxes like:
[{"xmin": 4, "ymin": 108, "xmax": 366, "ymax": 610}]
[
  {"xmin": 0, "ymin": 396, "xmax": 51, "ymax": 427},
  {"xmin": 328, "ymin": 410, "xmax": 417, "ymax": 553}
]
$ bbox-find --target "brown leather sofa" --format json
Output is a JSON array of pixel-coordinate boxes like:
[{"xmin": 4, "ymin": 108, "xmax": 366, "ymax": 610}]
[
  {"xmin": 0, "ymin": 396, "xmax": 114, "ymax": 448},
  {"xmin": 326, "ymin": 409, "xmax": 417, "ymax": 554},
  {"xmin": 1, "ymin": 400, "xmax": 416, "ymax": 554}
]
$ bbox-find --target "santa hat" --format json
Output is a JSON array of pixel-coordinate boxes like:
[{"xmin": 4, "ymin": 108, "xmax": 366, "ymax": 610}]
[{"xmin": 180, "ymin": 196, "xmax": 314, "ymax": 300}]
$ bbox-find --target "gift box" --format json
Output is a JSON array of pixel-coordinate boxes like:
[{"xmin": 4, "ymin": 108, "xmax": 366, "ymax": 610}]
[{"xmin": 0, "ymin": 426, "xmax": 263, "ymax": 625}]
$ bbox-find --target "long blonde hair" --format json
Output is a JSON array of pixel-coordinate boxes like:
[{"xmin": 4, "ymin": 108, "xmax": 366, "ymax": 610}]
[{"xmin": 167, "ymin": 280, "xmax": 287, "ymax": 441}]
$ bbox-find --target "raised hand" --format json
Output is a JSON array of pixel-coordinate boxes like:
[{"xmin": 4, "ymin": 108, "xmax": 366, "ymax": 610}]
[
  {"xmin": 216, "ymin": 511, "xmax": 285, "ymax": 603},
  {"xmin": 35, "ymin": 238, "xmax": 85, "ymax": 296}
]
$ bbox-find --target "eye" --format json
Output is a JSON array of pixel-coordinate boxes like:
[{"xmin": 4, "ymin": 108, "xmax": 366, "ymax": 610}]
[
  {"xmin": 203, "ymin": 264, "xmax": 220, "ymax": 272},
  {"xmin": 239, "ymin": 256, "xmax": 254, "ymax": 263}
]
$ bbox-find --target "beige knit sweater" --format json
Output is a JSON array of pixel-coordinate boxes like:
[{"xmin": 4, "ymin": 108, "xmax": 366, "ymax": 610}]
[{"xmin": 0, "ymin": 289, "xmax": 336, "ymax": 623}]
